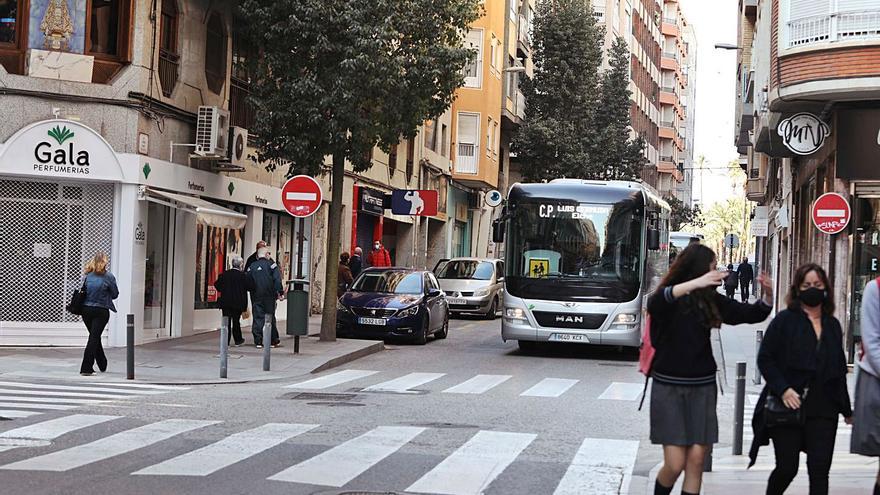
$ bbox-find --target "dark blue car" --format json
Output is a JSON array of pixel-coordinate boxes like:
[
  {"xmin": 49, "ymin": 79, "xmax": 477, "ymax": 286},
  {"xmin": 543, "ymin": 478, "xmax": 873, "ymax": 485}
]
[{"xmin": 336, "ymin": 268, "xmax": 449, "ymax": 344}]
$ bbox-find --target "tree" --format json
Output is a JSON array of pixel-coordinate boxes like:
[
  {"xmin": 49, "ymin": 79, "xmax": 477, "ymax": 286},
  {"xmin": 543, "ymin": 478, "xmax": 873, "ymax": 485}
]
[
  {"xmin": 665, "ymin": 195, "xmax": 702, "ymax": 231},
  {"xmin": 592, "ymin": 37, "xmax": 646, "ymax": 181},
  {"xmin": 512, "ymin": 0, "xmax": 604, "ymax": 181},
  {"xmin": 240, "ymin": 0, "xmax": 481, "ymax": 341},
  {"xmin": 699, "ymin": 196, "xmax": 752, "ymax": 264}
]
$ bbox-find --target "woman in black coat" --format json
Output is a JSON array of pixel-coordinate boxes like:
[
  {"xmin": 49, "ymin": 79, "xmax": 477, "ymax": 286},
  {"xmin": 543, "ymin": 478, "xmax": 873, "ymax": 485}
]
[{"xmin": 750, "ymin": 263, "xmax": 853, "ymax": 495}]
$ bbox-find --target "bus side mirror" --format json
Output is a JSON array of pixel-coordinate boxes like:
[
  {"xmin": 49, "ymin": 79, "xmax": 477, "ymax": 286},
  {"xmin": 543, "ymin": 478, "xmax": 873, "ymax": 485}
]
[
  {"xmin": 647, "ymin": 229, "xmax": 661, "ymax": 250},
  {"xmin": 492, "ymin": 220, "xmax": 505, "ymax": 243}
]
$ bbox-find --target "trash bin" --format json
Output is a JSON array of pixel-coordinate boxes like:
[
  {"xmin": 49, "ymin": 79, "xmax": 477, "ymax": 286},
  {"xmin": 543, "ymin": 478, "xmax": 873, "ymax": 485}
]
[{"xmin": 286, "ymin": 279, "xmax": 309, "ymax": 336}]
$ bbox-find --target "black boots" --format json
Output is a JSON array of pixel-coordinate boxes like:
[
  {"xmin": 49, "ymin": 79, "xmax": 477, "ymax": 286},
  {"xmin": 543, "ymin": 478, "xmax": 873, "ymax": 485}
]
[{"xmin": 654, "ymin": 480, "xmax": 673, "ymax": 495}]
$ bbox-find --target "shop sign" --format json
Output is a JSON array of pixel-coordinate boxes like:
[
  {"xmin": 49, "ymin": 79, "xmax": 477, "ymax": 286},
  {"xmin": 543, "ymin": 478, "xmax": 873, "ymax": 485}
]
[
  {"xmin": 777, "ymin": 113, "xmax": 830, "ymax": 156},
  {"xmin": 135, "ymin": 222, "xmax": 146, "ymax": 245},
  {"xmin": 751, "ymin": 206, "xmax": 769, "ymax": 237},
  {"xmin": 359, "ymin": 187, "xmax": 385, "ymax": 216},
  {"xmin": 485, "ymin": 190, "xmax": 503, "ymax": 208},
  {"xmin": 0, "ymin": 119, "xmax": 123, "ymax": 182},
  {"xmin": 390, "ymin": 190, "xmax": 439, "ymax": 216},
  {"xmin": 811, "ymin": 192, "xmax": 851, "ymax": 234}
]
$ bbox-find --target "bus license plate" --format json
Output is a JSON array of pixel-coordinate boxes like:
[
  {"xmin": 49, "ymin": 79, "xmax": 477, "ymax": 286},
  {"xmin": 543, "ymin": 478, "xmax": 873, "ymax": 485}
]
[
  {"xmin": 447, "ymin": 298, "xmax": 466, "ymax": 305},
  {"xmin": 358, "ymin": 317, "xmax": 387, "ymax": 326},
  {"xmin": 549, "ymin": 333, "xmax": 588, "ymax": 343}
]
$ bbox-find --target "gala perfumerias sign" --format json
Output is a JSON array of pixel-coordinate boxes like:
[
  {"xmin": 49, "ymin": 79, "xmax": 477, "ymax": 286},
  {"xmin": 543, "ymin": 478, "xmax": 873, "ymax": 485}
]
[{"xmin": 0, "ymin": 119, "xmax": 124, "ymax": 182}]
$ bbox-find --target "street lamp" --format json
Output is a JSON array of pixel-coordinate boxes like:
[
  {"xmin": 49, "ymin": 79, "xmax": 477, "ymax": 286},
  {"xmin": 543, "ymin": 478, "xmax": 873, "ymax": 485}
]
[
  {"xmin": 714, "ymin": 43, "xmax": 740, "ymax": 50},
  {"xmin": 503, "ymin": 66, "xmax": 526, "ymax": 73}
]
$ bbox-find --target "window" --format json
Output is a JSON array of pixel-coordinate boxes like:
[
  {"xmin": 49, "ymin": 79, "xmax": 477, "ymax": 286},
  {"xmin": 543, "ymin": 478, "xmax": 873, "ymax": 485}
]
[
  {"xmin": 424, "ymin": 120, "xmax": 437, "ymax": 152},
  {"xmin": 494, "ymin": 120, "xmax": 500, "ymax": 157},
  {"xmin": 456, "ymin": 112, "xmax": 479, "ymax": 174},
  {"xmin": 158, "ymin": 0, "xmax": 179, "ymax": 97},
  {"xmin": 509, "ymin": 0, "xmax": 518, "ymax": 21},
  {"xmin": 441, "ymin": 124, "xmax": 449, "ymax": 157},
  {"xmin": 406, "ymin": 138, "xmax": 415, "ymax": 179},
  {"xmin": 463, "ymin": 29, "xmax": 482, "ymax": 88},
  {"xmin": 389, "ymin": 144, "xmax": 398, "ymax": 172},
  {"xmin": 204, "ymin": 12, "xmax": 227, "ymax": 94},
  {"xmin": 230, "ymin": 23, "xmax": 255, "ymax": 129},
  {"xmin": 89, "ymin": 0, "xmax": 120, "ymax": 55},
  {"xmin": 486, "ymin": 117, "xmax": 493, "ymax": 157},
  {"xmin": 0, "ymin": 0, "xmax": 17, "ymax": 45}
]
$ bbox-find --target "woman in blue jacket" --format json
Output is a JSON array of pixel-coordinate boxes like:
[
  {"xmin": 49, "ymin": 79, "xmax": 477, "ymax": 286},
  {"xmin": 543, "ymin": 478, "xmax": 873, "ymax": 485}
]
[{"xmin": 80, "ymin": 252, "xmax": 119, "ymax": 375}]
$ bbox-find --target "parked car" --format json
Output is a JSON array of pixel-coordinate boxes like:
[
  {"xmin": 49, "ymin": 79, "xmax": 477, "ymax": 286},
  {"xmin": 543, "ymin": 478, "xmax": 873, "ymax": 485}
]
[
  {"xmin": 433, "ymin": 258, "xmax": 504, "ymax": 319},
  {"xmin": 337, "ymin": 268, "xmax": 449, "ymax": 344}
]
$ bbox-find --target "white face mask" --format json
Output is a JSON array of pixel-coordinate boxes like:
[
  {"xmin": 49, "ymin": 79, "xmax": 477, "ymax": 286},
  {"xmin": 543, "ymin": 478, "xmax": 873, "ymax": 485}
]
[{"xmin": 374, "ymin": 244, "xmax": 380, "ymax": 250}]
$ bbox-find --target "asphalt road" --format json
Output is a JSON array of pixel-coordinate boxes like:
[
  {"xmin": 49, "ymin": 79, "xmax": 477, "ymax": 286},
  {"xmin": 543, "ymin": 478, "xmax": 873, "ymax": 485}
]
[{"xmin": 0, "ymin": 316, "xmax": 668, "ymax": 495}]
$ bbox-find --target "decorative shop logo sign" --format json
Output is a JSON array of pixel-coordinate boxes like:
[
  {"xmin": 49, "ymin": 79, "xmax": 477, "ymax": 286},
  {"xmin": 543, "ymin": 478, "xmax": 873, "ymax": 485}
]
[
  {"xmin": 134, "ymin": 222, "xmax": 146, "ymax": 245},
  {"xmin": 33, "ymin": 126, "xmax": 90, "ymax": 174},
  {"xmin": 777, "ymin": 113, "xmax": 830, "ymax": 155}
]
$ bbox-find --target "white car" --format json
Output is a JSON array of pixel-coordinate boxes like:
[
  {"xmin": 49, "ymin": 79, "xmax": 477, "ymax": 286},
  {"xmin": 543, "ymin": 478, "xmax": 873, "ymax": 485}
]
[{"xmin": 434, "ymin": 258, "xmax": 504, "ymax": 319}]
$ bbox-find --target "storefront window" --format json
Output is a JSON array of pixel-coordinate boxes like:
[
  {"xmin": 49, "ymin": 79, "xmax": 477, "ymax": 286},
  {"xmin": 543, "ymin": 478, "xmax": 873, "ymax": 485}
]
[
  {"xmin": 0, "ymin": 0, "xmax": 17, "ymax": 44},
  {"xmin": 195, "ymin": 202, "xmax": 246, "ymax": 310},
  {"xmin": 851, "ymin": 197, "xmax": 880, "ymax": 356},
  {"xmin": 144, "ymin": 203, "xmax": 170, "ymax": 330}
]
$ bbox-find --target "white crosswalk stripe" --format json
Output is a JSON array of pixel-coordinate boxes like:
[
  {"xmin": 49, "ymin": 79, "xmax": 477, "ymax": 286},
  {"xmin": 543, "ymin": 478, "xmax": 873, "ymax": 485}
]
[
  {"xmin": 0, "ymin": 419, "xmax": 217, "ymax": 471},
  {"xmin": 134, "ymin": 423, "xmax": 318, "ymax": 476},
  {"xmin": 597, "ymin": 382, "xmax": 645, "ymax": 401},
  {"xmin": 553, "ymin": 437, "xmax": 639, "ymax": 494},
  {"xmin": 0, "ymin": 381, "xmax": 168, "ymax": 395},
  {"xmin": 268, "ymin": 426, "xmax": 426, "ymax": 487},
  {"xmin": 0, "ymin": 410, "xmax": 42, "ymax": 418},
  {"xmin": 520, "ymin": 378, "xmax": 579, "ymax": 397},
  {"xmin": 362, "ymin": 373, "xmax": 446, "ymax": 393},
  {"xmin": 285, "ymin": 370, "xmax": 379, "ymax": 390},
  {"xmin": 407, "ymin": 430, "xmax": 537, "ymax": 494},
  {"xmin": 0, "ymin": 402, "xmax": 78, "ymax": 411},
  {"xmin": 442, "ymin": 374, "xmax": 512, "ymax": 394},
  {"xmin": 0, "ymin": 414, "xmax": 120, "ymax": 442}
]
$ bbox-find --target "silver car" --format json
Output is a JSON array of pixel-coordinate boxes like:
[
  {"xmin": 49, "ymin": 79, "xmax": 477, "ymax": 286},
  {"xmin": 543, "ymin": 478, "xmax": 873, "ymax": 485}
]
[{"xmin": 434, "ymin": 258, "xmax": 504, "ymax": 319}]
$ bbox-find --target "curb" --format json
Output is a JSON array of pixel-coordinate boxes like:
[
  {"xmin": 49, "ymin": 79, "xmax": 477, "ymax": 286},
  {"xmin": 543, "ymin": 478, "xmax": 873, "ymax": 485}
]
[{"xmin": 310, "ymin": 341, "xmax": 385, "ymax": 374}]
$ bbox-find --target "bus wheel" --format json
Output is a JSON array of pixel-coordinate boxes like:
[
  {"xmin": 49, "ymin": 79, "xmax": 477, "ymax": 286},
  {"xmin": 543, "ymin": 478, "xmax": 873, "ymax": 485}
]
[{"xmin": 518, "ymin": 340, "xmax": 537, "ymax": 353}]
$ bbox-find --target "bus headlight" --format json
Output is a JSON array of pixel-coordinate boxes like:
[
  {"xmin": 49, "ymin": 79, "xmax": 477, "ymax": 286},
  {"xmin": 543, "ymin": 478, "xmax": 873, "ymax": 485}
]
[
  {"xmin": 612, "ymin": 314, "xmax": 638, "ymax": 325},
  {"xmin": 505, "ymin": 307, "xmax": 526, "ymax": 320}
]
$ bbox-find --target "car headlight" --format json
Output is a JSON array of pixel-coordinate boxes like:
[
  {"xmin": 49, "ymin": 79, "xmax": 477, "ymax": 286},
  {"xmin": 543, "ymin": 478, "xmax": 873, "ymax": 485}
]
[
  {"xmin": 336, "ymin": 300, "xmax": 351, "ymax": 313},
  {"xmin": 505, "ymin": 307, "xmax": 526, "ymax": 320},
  {"xmin": 473, "ymin": 288, "xmax": 490, "ymax": 297},
  {"xmin": 612, "ymin": 313, "xmax": 638, "ymax": 324},
  {"xmin": 396, "ymin": 305, "xmax": 420, "ymax": 318}
]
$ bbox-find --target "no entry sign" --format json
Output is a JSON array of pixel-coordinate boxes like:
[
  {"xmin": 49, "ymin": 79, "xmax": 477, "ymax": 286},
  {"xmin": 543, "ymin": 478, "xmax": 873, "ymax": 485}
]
[
  {"xmin": 812, "ymin": 192, "xmax": 850, "ymax": 234},
  {"xmin": 281, "ymin": 175, "xmax": 322, "ymax": 218}
]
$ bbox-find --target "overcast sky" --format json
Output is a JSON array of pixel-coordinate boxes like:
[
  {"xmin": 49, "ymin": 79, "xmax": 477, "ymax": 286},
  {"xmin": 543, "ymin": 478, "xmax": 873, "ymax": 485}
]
[{"xmin": 678, "ymin": 0, "xmax": 741, "ymax": 207}]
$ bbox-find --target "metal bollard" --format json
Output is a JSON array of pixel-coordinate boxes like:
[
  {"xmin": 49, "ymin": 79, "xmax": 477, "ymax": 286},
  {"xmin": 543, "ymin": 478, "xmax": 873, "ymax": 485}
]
[
  {"xmin": 262, "ymin": 321, "xmax": 271, "ymax": 371},
  {"xmin": 220, "ymin": 316, "xmax": 229, "ymax": 379},
  {"xmin": 733, "ymin": 361, "xmax": 747, "ymax": 455},
  {"xmin": 754, "ymin": 330, "xmax": 763, "ymax": 385},
  {"xmin": 126, "ymin": 314, "xmax": 135, "ymax": 380}
]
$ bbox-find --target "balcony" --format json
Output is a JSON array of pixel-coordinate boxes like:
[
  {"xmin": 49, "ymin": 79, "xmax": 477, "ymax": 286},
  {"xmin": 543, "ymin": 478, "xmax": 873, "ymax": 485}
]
[
  {"xmin": 518, "ymin": 17, "xmax": 532, "ymax": 52},
  {"xmin": 786, "ymin": 10, "xmax": 880, "ymax": 49},
  {"xmin": 662, "ymin": 51, "xmax": 679, "ymax": 61},
  {"xmin": 746, "ymin": 177, "xmax": 766, "ymax": 202},
  {"xmin": 516, "ymin": 91, "xmax": 526, "ymax": 119},
  {"xmin": 455, "ymin": 143, "xmax": 478, "ymax": 174},
  {"xmin": 158, "ymin": 49, "xmax": 179, "ymax": 98}
]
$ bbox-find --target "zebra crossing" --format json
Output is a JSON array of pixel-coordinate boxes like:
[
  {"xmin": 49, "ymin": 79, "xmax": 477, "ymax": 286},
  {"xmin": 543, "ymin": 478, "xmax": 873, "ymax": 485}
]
[
  {"xmin": 0, "ymin": 380, "xmax": 188, "ymax": 421},
  {"xmin": 285, "ymin": 368, "xmax": 645, "ymax": 401},
  {"xmin": 0, "ymin": 414, "xmax": 643, "ymax": 494}
]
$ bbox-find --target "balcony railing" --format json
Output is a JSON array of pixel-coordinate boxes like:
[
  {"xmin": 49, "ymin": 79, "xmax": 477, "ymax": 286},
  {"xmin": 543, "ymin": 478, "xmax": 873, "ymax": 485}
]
[
  {"xmin": 662, "ymin": 51, "xmax": 679, "ymax": 60},
  {"xmin": 660, "ymin": 155, "xmax": 674, "ymax": 163},
  {"xmin": 230, "ymin": 77, "xmax": 255, "ymax": 130},
  {"xmin": 661, "ymin": 120, "xmax": 675, "ymax": 127},
  {"xmin": 515, "ymin": 90, "xmax": 526, "ymax": 119},
  {"xmin": 518, "ymin": 17, "xmax": 532, "ymax": 47},
  {"xmin": 661, "ymin": 86, "xmax": 676, "ymax": 93},
  {"xmin": 787, "ymin": 10, "xmax": 880, "ymax": 48},
  {"xmin": 663, "ymin": 17, "xmax": 678, "ymax": 24},
  {"xmin": 158, "ymin": 49, "xmax": 179, "ymax": 98},
  {"xmin": 455, "ymin": 143, "xmax": 478, "ymax": 174}
]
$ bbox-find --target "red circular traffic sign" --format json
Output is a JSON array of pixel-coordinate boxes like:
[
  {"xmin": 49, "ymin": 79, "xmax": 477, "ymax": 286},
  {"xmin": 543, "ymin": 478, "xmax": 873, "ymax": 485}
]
[
  {"xmin": 281, "ymin": 175, "xmax": 323, "ymax": 218},
  {"xmin": 811, "ymin": 192, "xmax": 850, "ymax": 234}
]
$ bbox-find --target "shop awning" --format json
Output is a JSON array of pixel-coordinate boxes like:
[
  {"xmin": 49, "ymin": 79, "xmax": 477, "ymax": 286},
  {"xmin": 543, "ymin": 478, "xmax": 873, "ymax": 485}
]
[{"xmin": 144, "ymin": 188, "xmax": 247, "ymax": 229}]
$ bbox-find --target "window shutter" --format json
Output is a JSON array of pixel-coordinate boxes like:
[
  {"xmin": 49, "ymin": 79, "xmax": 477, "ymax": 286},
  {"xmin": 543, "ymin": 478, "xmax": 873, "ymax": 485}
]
[
  {"xmin": 789, "ymin": 0, "xmax": 829, "ymax": 19},
  {"xmin": 838, "ymin": 0, "xmax": 876, "ymax": 11},
  {"xmin": 458, "ymin": 114, "xmax": 478, "ymax": 145}
]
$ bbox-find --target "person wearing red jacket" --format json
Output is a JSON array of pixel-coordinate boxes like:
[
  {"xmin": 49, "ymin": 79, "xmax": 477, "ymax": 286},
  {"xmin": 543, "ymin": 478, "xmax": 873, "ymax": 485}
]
[{"xmin": 367, "ymin": 240, "xmax": 392, "ymax": 267}]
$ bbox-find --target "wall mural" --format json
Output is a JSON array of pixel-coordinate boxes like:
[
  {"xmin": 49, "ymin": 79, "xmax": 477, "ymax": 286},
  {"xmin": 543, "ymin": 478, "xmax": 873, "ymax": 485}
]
[{"xmin": 29, "ymin": 0, "xmax": 86, "ymax": 53}]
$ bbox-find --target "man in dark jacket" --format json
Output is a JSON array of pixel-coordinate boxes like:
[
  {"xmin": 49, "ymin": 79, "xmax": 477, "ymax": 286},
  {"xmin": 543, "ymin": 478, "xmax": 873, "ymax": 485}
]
[
  {"xmin": 245, "ymin": 240, "xmax": 268, "ymax": 271},
  {"xmin": 246, "ymin": 248, "xmax": 284, "ymax": 348},
  {"xmin": 737, "ymin": 257, "xmax": 755, "ymax": 302},
  {"xmin": 349, "ymin": 247, "xmax": 363, "ymax": 279},
  {"xmin": 213, "ymin": 255, "xmax": 252, "ymax": 346}
]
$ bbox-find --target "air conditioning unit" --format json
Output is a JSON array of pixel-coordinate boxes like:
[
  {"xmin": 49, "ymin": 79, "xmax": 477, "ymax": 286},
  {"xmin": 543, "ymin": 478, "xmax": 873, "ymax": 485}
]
[
  {"xmin": 228, "ymin": 126, "xmax": 249, "ymax": 167},
  {"xmin": 195, "ymin": 106, "xmax": 229, "ymax": 157}
]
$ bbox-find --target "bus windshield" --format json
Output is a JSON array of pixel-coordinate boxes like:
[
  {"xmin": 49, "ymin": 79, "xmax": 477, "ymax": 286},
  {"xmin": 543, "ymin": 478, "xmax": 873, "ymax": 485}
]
[{"xmin": 505, "ymin": 200, "xmax": 644, "ymax": 302}]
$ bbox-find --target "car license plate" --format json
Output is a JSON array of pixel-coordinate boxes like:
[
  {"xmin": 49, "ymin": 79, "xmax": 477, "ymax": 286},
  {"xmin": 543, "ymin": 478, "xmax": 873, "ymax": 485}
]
[
  {"xmin": 549, "ymin": 333, "xmax": 588, "ymax": 342},
  {"xmin": 358, "ymin": 317, "xmax": 387, "ymax": 326},
  {"xmin": 447, "ymin": 298, "xmax": 466, "ymax": 305}
]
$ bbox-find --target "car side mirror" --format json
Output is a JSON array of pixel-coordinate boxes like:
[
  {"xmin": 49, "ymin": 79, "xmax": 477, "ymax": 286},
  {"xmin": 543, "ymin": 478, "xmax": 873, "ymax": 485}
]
[
  {"xmin": 427, "ymin": 288, "xmax": 442, "ymax": 298},
  {"xmin": 647, "ymin": 228, "xmax": 661, "ymax": 251},
  {"xmin": 492, "ymin": 219, "xmax": 505, "ymax": 243}
]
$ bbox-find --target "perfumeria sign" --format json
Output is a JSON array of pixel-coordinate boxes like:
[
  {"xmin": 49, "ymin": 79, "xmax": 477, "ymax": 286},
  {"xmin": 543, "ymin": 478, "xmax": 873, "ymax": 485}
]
[{"xmin": 0, "ymin": 119, "xmax": 124, "ymax": 182}]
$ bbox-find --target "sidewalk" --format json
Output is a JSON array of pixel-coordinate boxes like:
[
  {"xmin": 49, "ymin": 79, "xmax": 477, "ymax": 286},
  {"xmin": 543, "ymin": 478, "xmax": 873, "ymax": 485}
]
[
  {"xmin": 643, "ymin": 312, "xmax": 878, "ymax": 493},
  {"xmin": 0, "ymin": 316, "xmax": 383, "ymax": 385}
]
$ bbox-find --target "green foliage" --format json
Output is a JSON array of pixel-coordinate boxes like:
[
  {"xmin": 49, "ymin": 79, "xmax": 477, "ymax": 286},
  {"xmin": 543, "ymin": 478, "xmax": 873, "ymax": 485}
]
[
  {"xmin": 698, "ymin": 197, "xmax": 752, "ymax": 262},
  {"xmin": 238, "ymin": 0, "xmax": 482, "ymax": 176},
  {"xmin": 665, "ymin": 195, "xmax": 702, "ymax": 231},
  {"xmin": 512, "ymin": 1, "xmax": 643, "ymax": 182}
]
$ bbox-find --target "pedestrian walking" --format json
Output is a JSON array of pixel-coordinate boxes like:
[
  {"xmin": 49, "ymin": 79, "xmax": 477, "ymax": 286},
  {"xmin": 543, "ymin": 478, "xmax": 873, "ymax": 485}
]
[
  {"xmin": 851, "ymin": 277, "xmax": 880, "ymax": 495},
  {"xmin": 338, "ymin": 252, "xmax": 354, "ymax": 298},
  {"xmin": 738, "ymin": 257, "xmax": 755, "ymax": 302},
  {"xmin": 749, "ymin": 263, "xmax": 852, "ymax": 495},
  {"xmin": 350, "ymin": 246, "xmax": 364, "ymax": 279},
  {"xmin": 214, "ymin": 255, "xmax": 252, "ymax": 346},
  {"xmin": 724, "ymin": 263, "xmax": 738, "ymax": 299},
  {"xmin": 246, "ymin": 248, "xmax": 284, "ymax": 348},
  {"xmin": 648, "ymin": 244, "xmax": 773, "ymax": 495},
  {"xmin": 368, "ymin": 240, "xmax": 392, "ymax": 267},
  {"xmin": 79, "ymin": 252, "xmax": 119, "ymax": 376},
  {"xmin": 245, "ymin": 240, "xmax": 268, "ymax": 271}
]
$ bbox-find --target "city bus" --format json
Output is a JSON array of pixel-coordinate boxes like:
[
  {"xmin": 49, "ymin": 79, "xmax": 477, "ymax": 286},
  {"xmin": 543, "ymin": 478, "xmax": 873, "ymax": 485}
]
[
  {"xmin": 492, "ymin": 179, "xmax": 671, "ymax": 351},
  {"xmin": 669, "ymin": 231, "xmax": 704, "ymax": 263}
]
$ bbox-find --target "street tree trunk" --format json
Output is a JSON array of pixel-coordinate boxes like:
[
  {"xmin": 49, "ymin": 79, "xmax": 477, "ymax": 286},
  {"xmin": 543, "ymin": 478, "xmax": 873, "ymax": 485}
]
[{"xmin": 319, "ymin": 152, "xmax": 346, "ymax": 341}]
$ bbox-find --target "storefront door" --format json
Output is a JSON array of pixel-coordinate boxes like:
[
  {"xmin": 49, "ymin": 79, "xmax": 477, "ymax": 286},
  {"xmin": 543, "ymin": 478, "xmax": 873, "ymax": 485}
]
[
  {"xmin": 850, "ymin": 196, "xmax": 880, "ymax": 360},
  {"xmin": 144, "ymin": 202, "xmax": 172, "ymax": 337}
]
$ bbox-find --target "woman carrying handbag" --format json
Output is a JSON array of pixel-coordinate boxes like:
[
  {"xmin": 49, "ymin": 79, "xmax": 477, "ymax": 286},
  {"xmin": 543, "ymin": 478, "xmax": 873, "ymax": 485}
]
[
  {"xmin": 78, "ymin": 252, "xmax": 119, "ymax": 376},
  {"xmin": 749, "ymin": 263, "xmax": 852, "ymax": 495}
]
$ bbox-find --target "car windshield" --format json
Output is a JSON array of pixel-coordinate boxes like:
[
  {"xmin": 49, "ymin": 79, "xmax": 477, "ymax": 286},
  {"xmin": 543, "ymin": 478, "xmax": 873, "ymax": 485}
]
[
  {"xmin": 436, "ymin": 260, "xmax": 494, "ymax": 280},
  {"xmin": 351, "ymin": 271, "xmax": 423, "ymax": 295}
]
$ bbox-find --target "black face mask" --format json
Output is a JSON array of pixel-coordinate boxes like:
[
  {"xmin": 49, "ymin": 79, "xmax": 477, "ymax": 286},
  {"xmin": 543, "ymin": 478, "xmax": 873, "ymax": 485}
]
[{"xmin": 798, "ymin": 287, "xmax": 826, "ymax": 307}]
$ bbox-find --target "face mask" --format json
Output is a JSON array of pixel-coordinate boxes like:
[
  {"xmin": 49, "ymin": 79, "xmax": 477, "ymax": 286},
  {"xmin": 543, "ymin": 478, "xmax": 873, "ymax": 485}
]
[
  {"xmin": 798, "ymin": 287, "xmax": 826, "ymax": 307},
  {"xmin": 374, "ymin": 244, "xmax": 380, "ymax": 250}
]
